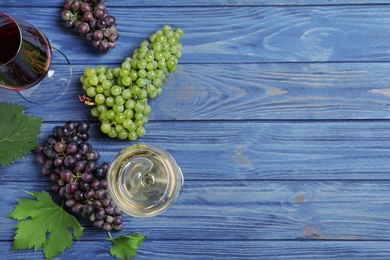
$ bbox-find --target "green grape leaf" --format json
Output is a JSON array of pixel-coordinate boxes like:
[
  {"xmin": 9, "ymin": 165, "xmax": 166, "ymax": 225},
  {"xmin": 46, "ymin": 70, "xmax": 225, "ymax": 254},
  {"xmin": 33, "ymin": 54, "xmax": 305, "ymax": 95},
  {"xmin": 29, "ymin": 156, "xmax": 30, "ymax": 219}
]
[
  {"xmin": 7, "ymin": 190, "xmax": 84, "ymax": 260},
  {"xmin": 0, "ymin": 101, "xmax": 43, "ymax": 166},
  {"xmin": 107, "ymin": 232, "xmax": 147, "ymax": 259}
]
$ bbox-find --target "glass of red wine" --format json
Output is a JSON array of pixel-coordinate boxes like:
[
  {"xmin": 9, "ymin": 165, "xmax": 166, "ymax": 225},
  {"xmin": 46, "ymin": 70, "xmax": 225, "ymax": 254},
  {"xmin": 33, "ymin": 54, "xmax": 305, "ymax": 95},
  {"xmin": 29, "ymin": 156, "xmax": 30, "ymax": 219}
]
[{"xmin": 0, "ymin": 12, "xmax": 71, "ymax": 104}]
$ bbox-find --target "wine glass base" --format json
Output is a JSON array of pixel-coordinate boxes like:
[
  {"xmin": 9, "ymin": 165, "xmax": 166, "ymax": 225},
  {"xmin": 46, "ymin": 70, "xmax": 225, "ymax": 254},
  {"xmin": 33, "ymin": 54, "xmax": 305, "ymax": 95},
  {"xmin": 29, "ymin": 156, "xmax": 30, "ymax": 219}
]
[{"xmin": 18, "ymin": 48, "xmax": 72, "ymax": 104}]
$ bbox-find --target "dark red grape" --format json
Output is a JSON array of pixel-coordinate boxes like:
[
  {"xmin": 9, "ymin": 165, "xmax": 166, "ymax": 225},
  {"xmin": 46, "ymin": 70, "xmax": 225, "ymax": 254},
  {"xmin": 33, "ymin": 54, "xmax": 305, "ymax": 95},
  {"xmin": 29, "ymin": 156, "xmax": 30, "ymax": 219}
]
[
  {"xmin": 80, "ymin": 2, "xmax": 92, "ymax": 12},
  {"xmin": 35, "ymin": 121, "xmax": 123, "ymax": 231},
  {"xmin": 77, "ymin": 22, "xmax": 90, "ymax": 35},
  {"xmin": 61, "ymin": 169, "xmax": 74, "ymax": 182}
]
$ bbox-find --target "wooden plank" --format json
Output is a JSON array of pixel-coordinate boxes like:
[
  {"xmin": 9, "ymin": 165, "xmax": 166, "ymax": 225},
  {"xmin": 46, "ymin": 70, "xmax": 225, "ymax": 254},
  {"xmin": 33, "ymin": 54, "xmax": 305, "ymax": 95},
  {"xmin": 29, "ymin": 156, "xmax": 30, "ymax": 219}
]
[
  {"xmin": 3, "ymin": 240, "xmax": 390, "ymax": 259},
  {"xmin": 2, "ymin": 62, "xmax": 390, "ymax": 121},
  {"xmin": 2, "ymin": 6, "xmax": 390, "ymax": 63},
  {"xmin": 2, "ymin": 120, "xmax": 390, "ymax": 181},
  {"xmin": 1, "ymin": 180, "xmax": 390, "ymax": 241},
  {"xmin": 0, "ymin": 0, "xmax": 386, "ymax": 7}
]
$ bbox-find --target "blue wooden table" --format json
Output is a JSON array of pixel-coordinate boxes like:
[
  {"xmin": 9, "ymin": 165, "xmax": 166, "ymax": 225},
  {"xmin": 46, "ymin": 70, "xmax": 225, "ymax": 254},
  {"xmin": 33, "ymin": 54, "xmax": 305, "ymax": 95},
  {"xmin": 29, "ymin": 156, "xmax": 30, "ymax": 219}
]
[{"xmin": 2, "ymin": 0, "xmax": 390, "ymax": 259}]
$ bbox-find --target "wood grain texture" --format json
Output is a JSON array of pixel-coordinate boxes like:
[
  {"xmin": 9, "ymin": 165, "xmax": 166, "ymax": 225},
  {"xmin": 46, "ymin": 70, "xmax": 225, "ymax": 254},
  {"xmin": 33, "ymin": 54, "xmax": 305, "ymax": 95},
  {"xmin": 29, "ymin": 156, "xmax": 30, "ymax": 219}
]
[
  {"xmin": 2, "ymin": 63, "xmax": 390, "ymax": 120},
  {"xmin": 2, "ymin": 1, "xmax": 390, "ymax": 259},
  {"xmin": 3, "ymin": 240, "xmax": 390, "ymax": 260},
  {"xmin": 3, "ymin": 6, "xmax": 390, "ymax": 63},
  {"xmin": 2, "ymin": 121, "xmax": 390, "ymax": 181},
  {"xmin": 0, "ymin": 0, "xmax": 386, "ymax": 7},
  {"xmin": 2, "ymin": 181, "xmax": 390, "ymax": 242}
]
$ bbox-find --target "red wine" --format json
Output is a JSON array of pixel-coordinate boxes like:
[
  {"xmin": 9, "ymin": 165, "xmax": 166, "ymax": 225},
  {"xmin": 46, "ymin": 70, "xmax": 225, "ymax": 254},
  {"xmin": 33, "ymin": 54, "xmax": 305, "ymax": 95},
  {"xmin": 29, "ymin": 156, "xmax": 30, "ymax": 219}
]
[
  {"xmin": 0, "ymin": 23, "xmax": 20, "ymax": 65},
  {"xmin": 0, "ymin": 13, "xmax": 52, "ymax": 90}
]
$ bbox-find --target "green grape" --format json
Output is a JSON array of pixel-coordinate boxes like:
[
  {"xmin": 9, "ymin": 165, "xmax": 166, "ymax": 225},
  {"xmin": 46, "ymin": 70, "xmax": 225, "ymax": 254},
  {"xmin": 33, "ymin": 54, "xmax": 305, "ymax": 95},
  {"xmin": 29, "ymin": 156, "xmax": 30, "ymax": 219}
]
[
  {"xmin": 142, "ymin": 116, "xmax": 149, "ymax": 125},
  {"xmin": 125, "ymin": 99, "xmax": 136, "ymax": 109},
  {"xmin": 128, "ymin": 131, "xmax": 137, "ymax": 140},
  {"xmin": 106, "ymin": 110, "xmax": 116, "ymax": 120},
  {"xmin": 113, "ymin": 104, "xmax": 124, "ymax": 113},
  {"xmin": 96, "ymin": 65, "xmax": 107, "ymax": 74},
  {"xmin": 138, "ymin": 89, "xmax": 148, "ymax": 99},
  {"xmin": 146, "ymin": 62, "xmax": 156, "ymax": 71},
  {"xmin": 168, "ymin": 37, "xmax": 177, "ymax": 46},
  {"xmin": 123, "ymin": 109, "xmax": 134, "ymax": 119},
  {"xmin": 157, "ymin": 59, "xmax": 166, "ymax": 69},
  {"xmin": 91, "ymin": 107, "xmax": 99, "ymax": 117},
  {"xmin": 115, "ymin": 96, "xmax": 125, "ymax": 106},
  {"xmin": 123, "ymin": 119, "xmax": 134, "ymax": 129},
  {"xmin": 118, "ymin": 131, "xmax": 128, "ymax": 140},
  {"xmin": 176, "ymin": 27, "xmax": 184, "ymax": 36},
  {"xmin": 140, "ymin": 40, "xmax": 150, "ymax": 48},
  {"xmin": 102, "ymin": 80, "xmax": 112, "ymax": 90},
  {"xmin": 137, "ymin": 59, "xmax": 147, "ymax": 70},
  {"xmin": 96, "ymin": 85, "xmax": 104, "ymax": 94},
  {"xmin": 146, "ymin": 84, "xmax": 157, "ymax": 98},
  {"xmin": 136, "ymin": 78, "xmax": 146, "ymax": 87},
  {"xmin": 101, "ymin": 123, "xmax": 112, "ymax": 133},
  {"xmin": 96, "ymin": 104, "xmax": 107, "ymax": 113},
  {"xmin": 155, "ymin": 34, "xmax": 167, "ymax": 44},
  {"xmin": 144, "ymin": 52, "xmax": 154, "ymax": 62},
  {"xmin": 121, "ymin": 61, "xmax": 131, "ymax": 70},
  {"xmin": 110, "ymin": 85, "xmax": 122, "ymax": 96},
  {"xmin": 134, "ymin": 119, "xmax": 143, "ymax": 127},
  {"xmin": 103, "ymin": 89, "xmax": 111, "ymax": 98},
  {"xmin": 154, "ymin": 51, "xmax": 164, "ymax": 61},
  {"xmin": 105, "ymin": 96, "xmax": 115, "ymax": 107},
  {"xmin": 175, "ymin": 51, "xmax": 182, "ymax": 58},
  {"xmin": 129, "ymin": 69, "xmax": 138, "ymax": 81},
  {"xmin": 131, "ymin": 85, "xmax": 141, "ymax": 95},
  {"xmin": 88, "ymin": 75, "xmax": 99, "ymax": 86},
  {"xmin": 149, "ymin": 33, "xmax": 158, "ymax": 43},
  {"xmin": 108, "ymin": 128, "xmax": 118, "ymax": 138},
  {"xmin": 115, "ymin": 124, "xmax": 125, "ymax": 134},
  {"xmin": 98, "ymin": 73, "xmax": 106, "ymax": 83},
  {"xmin": 147, "ymin": 71, "xmax": 156, "ymax": 80},
  {"xmin": 130, "ymin": 59, "xmax": 138, "ymax": 69},
  {"xmin": 119, "ymin": 68, "xmax": 130, "ymax": 77},
  {"xmin": 84, "ymin": 67, "xmax": 97, "ymax": 77},
  {"xmin": 80, "ymin": 25, "xmax": 184, "ymax": 140},
  {"xmin": 122, "ymin": 89, "xmax": 132, "ymax": 100},
  {"xmin": 115, "ymin": 113, "xmax": 125, "ymax": 123},
  {"xmin": 121, "ymin": 76, "xmax": 132, "ymax": 86},
  {"xmin": 134, "ymin": 102, "xmax": 144, "ymax": 112},
  {"xmin": 105, "ymin": 70, "xmax": 114, "ymax": 80},
  {"xmin": 95, "ymin": 94, "xmax": 105, "ymax": 105},
  {"xmin": 136, "ymin": 127, "xmax": 146, "ymax": 137},
  {"xmin": 98, "ymin": 111, "xmax": 108, "ymax": 122},
  {"xmin": 87, "ymin": 86, "xmax": 97, "ymax": 97},
  {"xmin": 135, "ymin": 112, "xmax": 144, "ymax": 121},
  {"xmin": 153, "ymin": 78, "xmax": 162, "ymax": 88},
  {"xmin": 143, "ymin": 104, "xmax": 152, "ymax": 115},
  {"xmin": 113, "ymin": 67, "xmax": 121, "ymax": 77},
  {"xmin": 138, "ymin": 69, "xmax": 147, "ymax": 78}
]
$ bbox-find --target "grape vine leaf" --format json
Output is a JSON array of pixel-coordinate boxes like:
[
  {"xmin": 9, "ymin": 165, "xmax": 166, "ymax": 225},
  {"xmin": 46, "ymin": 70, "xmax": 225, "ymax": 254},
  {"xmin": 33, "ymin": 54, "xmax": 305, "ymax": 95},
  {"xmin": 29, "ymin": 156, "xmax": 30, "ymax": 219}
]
[
  {"xmin": 0, "ymin": 101, "xmax": 43, "ymax": 166},
  {"xmin": 107, "ymin": 232, "xmax": 147, "ymax": 259},
  {"xmin": 7, "ymin": 190, "xmax": 84, "ymax": 260}
]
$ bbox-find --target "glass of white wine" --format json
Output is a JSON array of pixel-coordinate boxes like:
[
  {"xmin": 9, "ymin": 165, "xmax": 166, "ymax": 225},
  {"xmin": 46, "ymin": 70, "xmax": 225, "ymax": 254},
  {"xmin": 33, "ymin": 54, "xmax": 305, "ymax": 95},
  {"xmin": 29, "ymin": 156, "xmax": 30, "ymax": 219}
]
[
  {"xmin": 0, "ymin": 12, "xmax": 71, "ymax": 104},
  {"xmin": 107, "ymin": 143, "xmax": 184, "ymax": 217}
]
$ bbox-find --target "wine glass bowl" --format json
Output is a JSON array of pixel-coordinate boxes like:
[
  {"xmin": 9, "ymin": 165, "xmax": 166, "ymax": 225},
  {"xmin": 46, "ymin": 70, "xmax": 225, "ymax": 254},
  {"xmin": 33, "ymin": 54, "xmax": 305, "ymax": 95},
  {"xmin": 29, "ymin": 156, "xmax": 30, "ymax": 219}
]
[
  {"xmin": 0, "ymin": 12, "xmax": 52, "ymax": 90},
  {"xmin": 107, "ymin": 143, "xmax": 184, "ymax": 218},
  {"xmin": 0, "ymin": 12, "xmax": 71, "ymax": 104}
]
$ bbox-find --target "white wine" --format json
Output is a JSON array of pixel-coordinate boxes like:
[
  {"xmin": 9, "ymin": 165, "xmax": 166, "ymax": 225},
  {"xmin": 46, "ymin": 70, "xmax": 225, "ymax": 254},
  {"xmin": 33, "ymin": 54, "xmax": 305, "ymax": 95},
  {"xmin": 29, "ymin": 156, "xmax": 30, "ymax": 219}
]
[{"xmin": 107, "ymin": 143, "xmax": 183, "ymax": 217}]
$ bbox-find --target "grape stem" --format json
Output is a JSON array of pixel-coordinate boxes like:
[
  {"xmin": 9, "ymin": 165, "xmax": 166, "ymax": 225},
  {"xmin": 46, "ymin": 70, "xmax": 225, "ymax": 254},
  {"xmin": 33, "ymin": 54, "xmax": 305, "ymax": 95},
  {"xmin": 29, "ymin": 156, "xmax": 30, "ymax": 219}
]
[{"xmin": 78, "ymin": 94, "xmax": 96, "ymax": 106}]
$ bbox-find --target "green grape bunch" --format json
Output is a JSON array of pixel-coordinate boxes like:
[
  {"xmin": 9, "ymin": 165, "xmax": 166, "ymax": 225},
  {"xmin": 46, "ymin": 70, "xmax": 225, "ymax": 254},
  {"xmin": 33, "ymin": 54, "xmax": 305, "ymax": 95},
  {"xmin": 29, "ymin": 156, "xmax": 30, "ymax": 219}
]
[{"xmin": 80, "ymin": 25, "xmax": 184, "ymax": 140}]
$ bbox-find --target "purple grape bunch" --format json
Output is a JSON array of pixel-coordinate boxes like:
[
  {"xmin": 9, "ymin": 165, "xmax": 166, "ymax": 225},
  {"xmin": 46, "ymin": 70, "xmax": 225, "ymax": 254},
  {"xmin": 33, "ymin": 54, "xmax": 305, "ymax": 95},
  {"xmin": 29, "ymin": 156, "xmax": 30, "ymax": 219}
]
[
  {"xmin": 60, "ymin": 0, "xmax": 119, "ymax": 53},
  {"xmin": 35, "ymin": 121, "xmax": 123, "ymax": 231}
]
